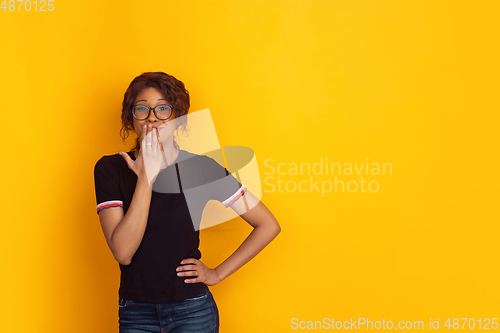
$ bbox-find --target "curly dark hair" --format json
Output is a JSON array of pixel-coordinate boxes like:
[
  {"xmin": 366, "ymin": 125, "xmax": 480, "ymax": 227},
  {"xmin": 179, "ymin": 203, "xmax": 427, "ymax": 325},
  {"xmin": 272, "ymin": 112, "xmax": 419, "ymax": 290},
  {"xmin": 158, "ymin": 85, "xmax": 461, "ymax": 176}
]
[{"xmin": 120, "ymin": 72, "xmax": 190, "ymax": 152}]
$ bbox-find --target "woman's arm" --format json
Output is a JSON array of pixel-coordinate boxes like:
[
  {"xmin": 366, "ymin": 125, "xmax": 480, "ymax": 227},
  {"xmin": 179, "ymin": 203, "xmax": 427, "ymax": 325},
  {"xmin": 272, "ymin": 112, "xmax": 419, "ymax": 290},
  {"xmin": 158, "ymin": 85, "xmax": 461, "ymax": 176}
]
[
  {"xmin": 98, "ymin": 124, "xmax": 162, "ymax": 265},
  {"xmin": 98, "ymin": 178, "xmax": 152, "ymax": 265},
  {"xmin": 177, "ymin": 190, "xmax": 281, "ymax": 284},
  {"xmin": 214, "ymin": 190, "xmax": 280, "ymax": 281}
]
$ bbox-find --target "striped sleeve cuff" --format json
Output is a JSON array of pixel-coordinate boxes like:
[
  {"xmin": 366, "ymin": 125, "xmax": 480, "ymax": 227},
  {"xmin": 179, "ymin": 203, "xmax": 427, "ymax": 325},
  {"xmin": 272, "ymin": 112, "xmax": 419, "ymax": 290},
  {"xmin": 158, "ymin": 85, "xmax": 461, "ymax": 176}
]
[
  {"xmin": 96, "ymin": 200, "xmax": 123, "ymax": 214},
  {"xmin": 222, "ymin": 184, "xmax": 247, "ymax": 208}
]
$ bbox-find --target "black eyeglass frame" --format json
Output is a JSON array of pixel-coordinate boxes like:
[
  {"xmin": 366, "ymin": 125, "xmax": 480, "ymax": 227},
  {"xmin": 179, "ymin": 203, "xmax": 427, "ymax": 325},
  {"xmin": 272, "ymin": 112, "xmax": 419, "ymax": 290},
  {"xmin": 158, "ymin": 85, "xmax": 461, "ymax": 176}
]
[{"xmin": 131, "ymin": 104, "xmax": 174, "ymax": 120}]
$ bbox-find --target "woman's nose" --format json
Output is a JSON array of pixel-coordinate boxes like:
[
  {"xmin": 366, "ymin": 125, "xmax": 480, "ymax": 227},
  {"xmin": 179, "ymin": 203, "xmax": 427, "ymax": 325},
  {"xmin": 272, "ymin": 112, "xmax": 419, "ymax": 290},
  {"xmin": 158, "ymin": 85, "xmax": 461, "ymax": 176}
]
[{"xmin": 147, "ymin": 112, "xmax": 159, "ymax": 122}]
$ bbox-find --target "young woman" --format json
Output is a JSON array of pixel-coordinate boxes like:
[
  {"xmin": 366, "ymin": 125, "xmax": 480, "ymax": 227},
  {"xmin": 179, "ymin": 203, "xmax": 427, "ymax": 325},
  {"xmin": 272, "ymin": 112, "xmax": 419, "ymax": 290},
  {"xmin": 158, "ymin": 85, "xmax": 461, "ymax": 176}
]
[{"xmin": 94, "ymin": 71, "xmax": 280, "ymax": 333}]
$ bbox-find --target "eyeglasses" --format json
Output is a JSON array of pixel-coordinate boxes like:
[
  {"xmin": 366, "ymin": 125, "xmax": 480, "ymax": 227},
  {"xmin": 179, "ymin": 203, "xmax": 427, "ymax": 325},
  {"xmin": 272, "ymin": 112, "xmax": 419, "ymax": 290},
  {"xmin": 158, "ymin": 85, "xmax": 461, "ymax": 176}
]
[{"xmin": 132, "ymin": 104, "xmax": 173, "ymax": 120}]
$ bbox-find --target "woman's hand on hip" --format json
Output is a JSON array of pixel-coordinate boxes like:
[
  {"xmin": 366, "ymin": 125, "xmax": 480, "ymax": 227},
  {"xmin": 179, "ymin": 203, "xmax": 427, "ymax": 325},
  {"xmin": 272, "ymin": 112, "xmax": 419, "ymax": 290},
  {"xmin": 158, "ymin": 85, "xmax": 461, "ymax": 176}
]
[{"xmin": 177, "ymin": 258, "xmax": 222, "ymax": 286}]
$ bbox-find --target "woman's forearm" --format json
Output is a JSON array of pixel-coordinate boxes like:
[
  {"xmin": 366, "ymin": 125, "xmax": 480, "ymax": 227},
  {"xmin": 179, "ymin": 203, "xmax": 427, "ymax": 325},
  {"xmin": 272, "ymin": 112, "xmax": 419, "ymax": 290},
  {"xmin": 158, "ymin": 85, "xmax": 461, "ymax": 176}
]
[
  {"xmin": 214, "ymin": 222, "xmax": 281, "ymax": 282},
  {"xmin": 111, "ymin": 178, "xmax": 152, "ymax": 265}
]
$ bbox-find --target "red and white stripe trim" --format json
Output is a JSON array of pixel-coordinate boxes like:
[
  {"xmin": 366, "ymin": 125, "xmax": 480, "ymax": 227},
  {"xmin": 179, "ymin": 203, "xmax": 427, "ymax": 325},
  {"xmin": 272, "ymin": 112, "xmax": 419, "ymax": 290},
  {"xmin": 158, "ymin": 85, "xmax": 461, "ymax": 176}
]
[
  {"xmin": 96, "ymin": 200, "xmax": 123, "ymax": 214},
  {"xmin": 222, "ymin": 185, "xmax": 247, "ymax": 208}
]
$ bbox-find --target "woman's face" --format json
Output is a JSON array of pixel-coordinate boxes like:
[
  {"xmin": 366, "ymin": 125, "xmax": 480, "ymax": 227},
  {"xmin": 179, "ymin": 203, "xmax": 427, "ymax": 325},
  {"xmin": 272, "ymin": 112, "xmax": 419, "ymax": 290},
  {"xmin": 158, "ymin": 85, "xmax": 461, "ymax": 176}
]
[{"xmin": 132, "ymin": 87, "xmax": 176, "ymax": 148}]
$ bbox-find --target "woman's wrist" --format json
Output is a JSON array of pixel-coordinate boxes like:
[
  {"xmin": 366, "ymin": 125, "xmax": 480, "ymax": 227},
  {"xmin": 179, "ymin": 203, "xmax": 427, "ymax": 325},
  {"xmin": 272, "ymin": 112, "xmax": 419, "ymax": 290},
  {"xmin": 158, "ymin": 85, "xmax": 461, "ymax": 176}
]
[{"xmin": 136, "ymin": 176, "xmax": 153, "ymax": 190}]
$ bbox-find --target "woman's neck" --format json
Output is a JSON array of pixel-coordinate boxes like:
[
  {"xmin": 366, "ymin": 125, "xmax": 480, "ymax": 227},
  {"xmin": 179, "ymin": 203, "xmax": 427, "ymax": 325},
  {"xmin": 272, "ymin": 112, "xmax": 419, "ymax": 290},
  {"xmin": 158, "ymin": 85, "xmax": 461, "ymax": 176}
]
[{"xmin": 162, "ymin": 147, "xmax": 180, "ymax": 168}]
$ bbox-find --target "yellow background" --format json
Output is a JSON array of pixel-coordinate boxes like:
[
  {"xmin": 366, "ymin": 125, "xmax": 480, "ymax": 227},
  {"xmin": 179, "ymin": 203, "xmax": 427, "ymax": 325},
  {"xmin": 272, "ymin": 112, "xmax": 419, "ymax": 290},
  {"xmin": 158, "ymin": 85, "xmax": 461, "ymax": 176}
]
[{"xmin": 1, "ymin": 0, "xmax": 499, "ymax": 332}]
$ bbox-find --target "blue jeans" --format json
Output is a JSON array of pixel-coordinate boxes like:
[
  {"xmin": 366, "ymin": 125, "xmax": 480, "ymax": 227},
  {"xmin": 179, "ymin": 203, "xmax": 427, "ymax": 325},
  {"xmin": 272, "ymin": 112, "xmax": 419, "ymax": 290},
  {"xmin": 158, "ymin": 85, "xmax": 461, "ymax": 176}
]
[{"xmin": 118, "ymin": 287, "xmax": 219, "ymax": 333}]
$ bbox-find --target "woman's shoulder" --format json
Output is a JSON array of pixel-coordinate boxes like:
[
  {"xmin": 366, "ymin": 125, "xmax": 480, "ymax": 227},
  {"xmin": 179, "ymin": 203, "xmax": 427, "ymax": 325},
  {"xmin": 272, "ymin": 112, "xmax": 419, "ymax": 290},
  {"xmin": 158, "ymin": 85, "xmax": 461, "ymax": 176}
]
[
  {"xmin": 94, "ymin": 151, "xmax": 130, "ymax": 171},
  {"xmin": 178, "ymin": 150, "xmax": 210, "ymax": 164},
  {"xmin": 177, "ymin": 150, "xmax": 229, "ymax": 181}
]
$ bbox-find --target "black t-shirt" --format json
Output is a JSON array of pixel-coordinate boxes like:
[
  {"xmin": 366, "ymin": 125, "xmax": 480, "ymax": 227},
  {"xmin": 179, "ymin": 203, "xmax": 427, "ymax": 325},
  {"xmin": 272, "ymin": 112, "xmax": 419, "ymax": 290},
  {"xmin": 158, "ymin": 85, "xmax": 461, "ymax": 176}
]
[{"xmin": 93, "ymin": 149, "xmax": 246, "ymax": 303}]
